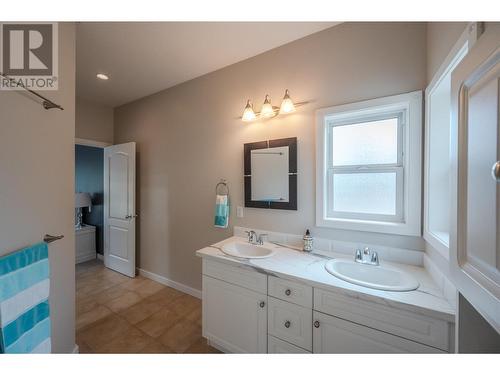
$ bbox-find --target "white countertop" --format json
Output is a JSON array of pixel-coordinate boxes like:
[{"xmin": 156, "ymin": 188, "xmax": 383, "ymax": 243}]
[{"xmin": 196, "ymin": 236, "xmax": 455, "ymax": 323}]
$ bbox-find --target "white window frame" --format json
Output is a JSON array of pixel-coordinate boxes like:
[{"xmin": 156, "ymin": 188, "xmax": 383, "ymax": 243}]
[
  {"xmin": 316, "ymin": 91, "xmax": 422, "ymax": 236},
  {"xmin": 423, "ymin": 23, "xmax": 480, "ymax": 260}
]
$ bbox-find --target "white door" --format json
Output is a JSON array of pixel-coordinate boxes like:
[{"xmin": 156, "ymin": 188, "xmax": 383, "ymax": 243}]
[
  {"xmin": 450, "ymin": 25, "xmax": 500, "ymax": 334},
  {"xmin": 312, "ymin": 312, "xmax": 442, "ymax": 353},
  {"xmin": 202, "ymin": 276, "xmax": 267, "ymax": 353},
  {"xmin": 104, "ymin": 142, "xmax": 136, "ymax": 277}
]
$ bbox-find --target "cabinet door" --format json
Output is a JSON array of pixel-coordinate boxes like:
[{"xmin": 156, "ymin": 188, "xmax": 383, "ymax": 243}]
[
  {"xmin": 312, "ymin": 312, "xmax": 443, "ymax": 353},
  {"xmin": 202, "ymin": 275, "xmax": 267, "ymax": 353},
  {"xmin": 450, "ymin": 24, "xmax": 500, "ymax": 333}
]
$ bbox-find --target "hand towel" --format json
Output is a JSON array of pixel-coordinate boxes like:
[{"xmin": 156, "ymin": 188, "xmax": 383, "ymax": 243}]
[
  {"xmin": 214, "ymin": 194, "xmax": 229, "ymax": 229},
  {"xmin": 0, "ymin": 242, "xmax": 51, "ymax": 354}
]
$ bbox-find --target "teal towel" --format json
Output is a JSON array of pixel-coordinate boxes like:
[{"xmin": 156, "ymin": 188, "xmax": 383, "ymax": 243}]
[
  {"xmin": 0, "ymin": 242, "xmax": 51, "ymax": 353},
  {"xmin": 214, "ymin": 194, "xmax": 229, "ymax": 228}
]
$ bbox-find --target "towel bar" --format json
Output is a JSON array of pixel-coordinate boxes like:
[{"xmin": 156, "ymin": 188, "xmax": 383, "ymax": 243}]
[{"xmin": 43, "ymin": 234, "xmax": 64, "ymax": 243}]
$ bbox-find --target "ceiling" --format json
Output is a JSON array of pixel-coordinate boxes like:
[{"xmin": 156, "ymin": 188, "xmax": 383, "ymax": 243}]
[{"xmin": 76, "ymin": 22, "xmax": 337, "ymax": 107}]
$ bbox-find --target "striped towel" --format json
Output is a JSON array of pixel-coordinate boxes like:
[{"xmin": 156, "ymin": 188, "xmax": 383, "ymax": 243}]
[{"xmin": 0, "ymin": 242, "xmax": 51, "ymax": 353}]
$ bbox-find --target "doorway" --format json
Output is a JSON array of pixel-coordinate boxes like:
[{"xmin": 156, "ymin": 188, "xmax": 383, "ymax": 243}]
[
  {"xmin": 74, "ymin": 139, "xmax": 137, "ymax": 277},
  {"xmin": 75, "ymin": 143, "xmax": 105, "ymax": 263}
]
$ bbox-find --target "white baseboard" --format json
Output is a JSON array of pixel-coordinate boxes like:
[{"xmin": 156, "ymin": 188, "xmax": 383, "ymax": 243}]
[
  {"xmin": 72, "ymin": 344, "xmax": 79, "ymax": 354},
  {"xmin": 97, "ymin": 253, "xmax": 104, "ymax": 261},
  {"xmin": 137, "ymin": 268, "xmax": 201, "ymax": 299}
]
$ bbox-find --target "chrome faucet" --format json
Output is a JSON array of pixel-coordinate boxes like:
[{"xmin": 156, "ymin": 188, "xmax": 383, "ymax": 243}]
[
  {"xmin": 245, "ymin": 230, "xmax": 258, "ymax": 244},
  {"xmin": 354, "ymin": 247, "xmax": 379, "ymax": 266},
  {"xmin": 245, "ymin": 231, "xmax": 267, "ymax": 245}
]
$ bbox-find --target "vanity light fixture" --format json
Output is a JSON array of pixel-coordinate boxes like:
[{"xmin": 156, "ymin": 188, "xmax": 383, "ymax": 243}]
[
  {"xmin": 279, "ymin": 89, "xmax": 296, "ymax": 114},
  {"xmin": 260, "ymin": 94, "xmax": 277, "ymax": 119},
  {"xmin": 241, "ymin": 89, "xmax": 305, "ymax": 122},
  {"xmin": 242, "ymin": 100, "xmax": 257, "ymax": 122},
  {"xmin": 96, "ymin": 73, "xmax": 109, "ymax": 80}
]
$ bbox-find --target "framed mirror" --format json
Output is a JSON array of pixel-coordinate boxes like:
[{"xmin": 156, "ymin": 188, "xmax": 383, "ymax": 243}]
[{"xmin": 244, "ymin": 137, "xmax": 297, "ymax": 210}]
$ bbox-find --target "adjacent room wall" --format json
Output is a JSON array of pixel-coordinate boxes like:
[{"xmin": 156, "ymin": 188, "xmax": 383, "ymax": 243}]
[
  {"xmin": 0, "ymin": 23, "xmax": 76, "ymax": 353},
  {"xmin": 76, "ymin": 97, "xmax": 114, "ymax": 144},
  {"xmin": 75, "ymin": 145, "xmax": 105, "ymax": 254},
  {"xmin": 114, "ymin": 22, "xmax": 427, "ymax": 291}
]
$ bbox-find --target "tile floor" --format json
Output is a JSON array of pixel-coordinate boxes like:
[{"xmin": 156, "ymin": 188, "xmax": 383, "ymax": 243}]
[{"xmin": 75, "ymin": 259, "xmax": 220, "ymax": 354}]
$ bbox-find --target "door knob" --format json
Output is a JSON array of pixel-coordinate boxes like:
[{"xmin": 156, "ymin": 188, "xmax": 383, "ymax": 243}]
[
  {"xmin": 285, "ymin": 289, "xmax": 291, "ymax": 296},
  {"xmin": 125, "ymin": 214, "xmax": 139, "ymax": 219},
  {"xmin": 314, "ymin": 321, "xmax": 320, "ymax": 328},
  {"xmin": 259, "ymin": 301, "xmax": 265, "ymax": 308},
  {"xmin": 284, "ymin": 320, "xmax": 291, "ymax": 328},
  {"xmin": 492, "ymin": 161, "xmax": 500, "ymax": 182}
]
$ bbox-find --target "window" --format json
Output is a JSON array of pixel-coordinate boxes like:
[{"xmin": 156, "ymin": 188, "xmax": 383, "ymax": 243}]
[{"xmin": 316, "ymin": 91, "xmax": 422, "ymax": 235}]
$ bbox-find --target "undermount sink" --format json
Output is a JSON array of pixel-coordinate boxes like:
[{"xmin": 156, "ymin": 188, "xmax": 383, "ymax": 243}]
[
  {"xmin": 220, "ymin": 241, "xmax": 275, "ymax": 259},
  {"xmin": 324, "ymin": 259, "xmax": 419, "ymax": 292}
]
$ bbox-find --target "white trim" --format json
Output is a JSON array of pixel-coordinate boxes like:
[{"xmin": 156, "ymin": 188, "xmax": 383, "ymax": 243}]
[
  {"xmin": 316, "ymin": 91, "xmax": 422, "ymax": 236},
  {"xmin": 72, "ymin": 344, "xmax": 79, "ymax": 354},
  {"xmin": 97, "ymin": 253, "xmax": 104, "ymax": 261},
  {"xmin": 75, "ymin": 138, "xmax": 112, "ymax": 148},
  {"xmin": 137, "ymin": 268, "xmax": 202, "ymax": 299},
  {"xmin": 423, "ymin": 22, "xmax": 480, "ymax": 261}
]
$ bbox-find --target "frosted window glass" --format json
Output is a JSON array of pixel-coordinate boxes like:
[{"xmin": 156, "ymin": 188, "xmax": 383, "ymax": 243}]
[
  {"xmin": 333, "ymin": 172, "xmax": 397, "ymax": 215},
  {"xmin": 332, "ymin": 118, "xmax": 398, "ymax": 166}
]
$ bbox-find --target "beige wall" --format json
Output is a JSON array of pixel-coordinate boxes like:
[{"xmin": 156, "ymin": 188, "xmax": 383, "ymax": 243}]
[
  {"xmin": 0, "ymin": 23, "xmax": 76, "ymax": 352},
  {"xmin": 76, "ymin": 97, "xmax": 114, "ymax": 143},
  {"xmin": 114, "ymin": 23, "xmax": 427, "ymax": 291},
  {"xmin": 426, "ymin": 22, "xmax": 468, "ymax": 83}
]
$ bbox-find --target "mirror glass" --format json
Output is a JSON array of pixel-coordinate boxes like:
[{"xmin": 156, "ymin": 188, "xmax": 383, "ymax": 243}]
[{"xmin": 251, "ymin": 146, "xmax": 289, "ymax": 202}]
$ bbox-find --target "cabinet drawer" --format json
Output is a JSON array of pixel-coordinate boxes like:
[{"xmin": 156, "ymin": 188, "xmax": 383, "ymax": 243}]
[
  {"xmin": 313, "ymin": 311, "xmax": 444, "ymax": 353},
  {"xmin": 268, "ymin": 335, "xmax": 311, "ymax": 354},
  {"xmin": 268, "ymin": 276, "xmax": 313, "ymax": 308},
  {"xmin": 268, "ymin": 297, "xmax": 312, "ymax": 351},
  {"xmin": 202, "ymin": 259, "xmax": 267, "ymax": 294},
  {"xmin": 314, "ymin": 288, "xmax": 451, "ymax": 351}
]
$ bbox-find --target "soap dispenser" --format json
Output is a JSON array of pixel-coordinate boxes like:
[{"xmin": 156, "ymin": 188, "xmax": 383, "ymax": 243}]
[{"xmin": 303, "ymin": 229, "xmax": 313, "ymax": 252}]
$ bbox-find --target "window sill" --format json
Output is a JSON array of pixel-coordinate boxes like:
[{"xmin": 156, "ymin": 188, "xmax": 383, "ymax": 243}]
[{"xmin": 316, "ymin": 216, "xmax": 420, "ymax": 236}]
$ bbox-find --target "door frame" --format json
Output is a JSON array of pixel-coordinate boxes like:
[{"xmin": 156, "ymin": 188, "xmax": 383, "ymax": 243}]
[{"xmin": 75, "ymin": 138, "xmax": 112, "ymax": 148}]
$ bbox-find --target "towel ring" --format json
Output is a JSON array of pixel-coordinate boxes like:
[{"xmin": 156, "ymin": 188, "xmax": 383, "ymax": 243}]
[{"xmin": 216, "ymin": 179, "xmax": 229, "ymax": 196}]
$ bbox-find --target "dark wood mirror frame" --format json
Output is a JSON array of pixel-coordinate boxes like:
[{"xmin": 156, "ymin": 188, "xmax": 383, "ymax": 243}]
[{"xmin": 244, "ymin": 137, "xmax": 297, "ymax": 210}]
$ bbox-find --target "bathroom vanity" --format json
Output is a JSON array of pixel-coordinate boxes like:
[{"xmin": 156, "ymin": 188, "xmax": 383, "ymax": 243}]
[{"xmin": 197, "ymin": 236, "xmax": 455, "ymax": 354}]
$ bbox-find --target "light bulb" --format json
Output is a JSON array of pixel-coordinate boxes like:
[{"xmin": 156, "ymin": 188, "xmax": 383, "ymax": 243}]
[
  {"xmin": 96, "ymin": 73, "xmax": 109, "ymax": 80},
  {"xmin": 242, "ymin": 100, "xmax": 256, "ymax": 122},
  {"xmin": 279, "ymin": 89, "xmax": 295, "ymax": 114},
  {"xmin": 260, "ymin": 94, "xmax": 275, "ymax": 118}
]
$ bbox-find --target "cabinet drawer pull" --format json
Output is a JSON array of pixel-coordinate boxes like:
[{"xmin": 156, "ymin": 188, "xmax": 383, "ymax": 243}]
[
  {"xmin": 259, "ymin": 301, "xmax": 266, "ymax": 308},
  {"xmin": 285, "ymin": 289, "xmax": 291, "ymax": 296},
  {"xmin": 314, "ymin": 320, "xmax": 320, "ymax": 328},
  {"xmin": 284, "ymin": 320, "xmax": 291, "ymax": 328}
]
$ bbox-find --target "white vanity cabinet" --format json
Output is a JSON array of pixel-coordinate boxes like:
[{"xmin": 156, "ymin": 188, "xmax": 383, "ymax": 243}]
[
  {"xmin": 201, "ymin": 257, "xmax": 453, "ymax": 354},
  {"xmin": 202, "ymin": 260, "xmax": 268, "ymax": 353}
]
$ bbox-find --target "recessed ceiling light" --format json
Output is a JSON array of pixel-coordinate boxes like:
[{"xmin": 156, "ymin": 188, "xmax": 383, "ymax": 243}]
[{"xmin": 96, "ymin": 73, "xmax": 109, "ymax": 80}]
